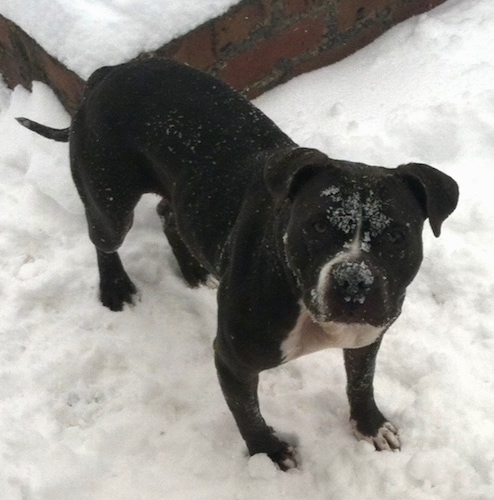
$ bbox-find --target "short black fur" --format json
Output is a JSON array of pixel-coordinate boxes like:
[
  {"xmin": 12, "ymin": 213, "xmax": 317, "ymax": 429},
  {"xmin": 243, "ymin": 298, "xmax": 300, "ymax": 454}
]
[{"xmin": 17, "ymin": 58, "xmax": 459, "ymax": 469}]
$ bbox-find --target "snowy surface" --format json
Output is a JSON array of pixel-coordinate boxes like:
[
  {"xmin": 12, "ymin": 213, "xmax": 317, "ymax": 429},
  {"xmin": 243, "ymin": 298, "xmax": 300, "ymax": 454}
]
[
  {"xmin": 1, "ymin": 0, "xmax": 494, "ymax": 498},
  {"xmin": 0, "ymin": 0, "xmax": 238, "ymax": 78}
]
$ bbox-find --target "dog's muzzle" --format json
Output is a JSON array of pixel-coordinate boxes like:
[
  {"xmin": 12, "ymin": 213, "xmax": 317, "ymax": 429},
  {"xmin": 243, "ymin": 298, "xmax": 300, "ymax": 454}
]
[
  {"xmin": 331, "ymin": 261, "xmax": 374, "ymax": 304},
  {"xmin": 309, "ymin": 257, "xmax": 392, "ymax": 327}
]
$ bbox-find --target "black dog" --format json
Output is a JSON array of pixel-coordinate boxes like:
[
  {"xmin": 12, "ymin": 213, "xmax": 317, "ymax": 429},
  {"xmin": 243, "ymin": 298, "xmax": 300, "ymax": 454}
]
[{"xmin": 17, "ymin": 58, "xmax": 459, "ymax": 469}]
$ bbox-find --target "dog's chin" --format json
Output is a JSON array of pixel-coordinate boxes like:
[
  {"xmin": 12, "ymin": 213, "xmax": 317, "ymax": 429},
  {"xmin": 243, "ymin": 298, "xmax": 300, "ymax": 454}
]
[{"xmin": 304, "ymin": 301, "xmax": 392, "ymax": 330}]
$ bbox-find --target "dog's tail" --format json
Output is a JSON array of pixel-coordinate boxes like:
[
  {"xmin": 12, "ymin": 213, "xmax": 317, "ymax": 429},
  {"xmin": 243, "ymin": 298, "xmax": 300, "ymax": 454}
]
[{"xmin": 16, "ymin": 117, "xmax": 69, "ymax": 142}]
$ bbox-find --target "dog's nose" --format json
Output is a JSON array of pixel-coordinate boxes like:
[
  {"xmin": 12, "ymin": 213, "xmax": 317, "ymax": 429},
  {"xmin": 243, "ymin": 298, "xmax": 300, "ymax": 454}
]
[{"xmin": 331, "ymin": 261, "xmax": 374, "ymax": 304}]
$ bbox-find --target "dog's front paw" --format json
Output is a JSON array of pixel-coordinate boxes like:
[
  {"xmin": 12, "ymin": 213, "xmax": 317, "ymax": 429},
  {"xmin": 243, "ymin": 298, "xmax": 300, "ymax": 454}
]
[
  {"xmin": 351, "ymin": 420, "xmax": 401, "ymax": 451},
  {"xmin": 268, "ymin": 445, "xmax": 298, "ymax": 471},
  {"xmin": 100, "ymin": 276, "xmax": 138, "ymax": 311}
]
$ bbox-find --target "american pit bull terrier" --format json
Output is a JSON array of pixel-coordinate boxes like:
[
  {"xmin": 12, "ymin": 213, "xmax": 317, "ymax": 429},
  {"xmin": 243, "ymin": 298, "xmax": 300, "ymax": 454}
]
[{"xmin": 17, "ymin": 58, "xmax": 459, "ymax": 470}]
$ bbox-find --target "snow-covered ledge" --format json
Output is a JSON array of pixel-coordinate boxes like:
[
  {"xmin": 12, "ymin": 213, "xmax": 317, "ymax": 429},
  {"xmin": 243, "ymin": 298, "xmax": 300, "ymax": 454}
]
[{"xmin": 0, "ymin": 0, "xmax": 447, "ymax": 115}]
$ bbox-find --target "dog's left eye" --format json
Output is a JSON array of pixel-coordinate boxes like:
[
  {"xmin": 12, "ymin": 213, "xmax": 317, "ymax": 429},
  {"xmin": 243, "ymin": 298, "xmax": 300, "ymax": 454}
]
[
  {"xmin": 387, "ymin": 228, "xmax": 406, "ymax": 244},
  {"xmin": 313, "ymin": 221, "xmax": 329, "ymax": 234}
]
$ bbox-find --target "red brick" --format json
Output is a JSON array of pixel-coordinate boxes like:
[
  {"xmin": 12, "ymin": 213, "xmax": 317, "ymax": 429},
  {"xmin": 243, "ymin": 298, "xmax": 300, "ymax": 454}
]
[
  {"xmin": 171, "ymin": 25, "xmax": 215, "ymax": 70},
  {"xmin": 39, "ymin": 51, "xmax": 84, "ymax": 114},
  {"xmin": 0, "ymin": 52, "xmax": 23, "ymax": 89},
  {"xmin": 391, "ymin": 0, "xmax": 447, "ymax": 24},
  {"xmin": 221, "ymin": 17, "xmax": 327, "ymax": 90},
  {"xmin": 214, "ymin": 3, "xmax": 268, "ymax": 53},
  {"xmin": 0, "ymin": 0, "xmax": 447, "ymax": 115},
  {"xmin": 337, "ymin": 0, "xmax": 394, "ymax": 31},
  {"xmin": 259, "ymin": 0, "xmax": 275, "ymax": 19},
  {"xmin": 0, "ymin": 16, "xmax": 13, "ymax": 52}
]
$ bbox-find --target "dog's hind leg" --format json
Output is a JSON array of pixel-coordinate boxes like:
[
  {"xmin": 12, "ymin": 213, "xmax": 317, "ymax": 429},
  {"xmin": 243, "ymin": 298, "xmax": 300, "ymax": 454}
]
[
  {"xmin": 96, "ymin": 248, "xmax": 137, "ymax": 311},
  {"xmin": 157, "ymin": 199, "xmax": 210, "ymax": 287},
  {"xmin": 86, "ymin": 203, "xmax": 139, "ymax": 311},
  {"xmin": 71, "ymin": 151, "xmax": 143, "ymax": 311}
]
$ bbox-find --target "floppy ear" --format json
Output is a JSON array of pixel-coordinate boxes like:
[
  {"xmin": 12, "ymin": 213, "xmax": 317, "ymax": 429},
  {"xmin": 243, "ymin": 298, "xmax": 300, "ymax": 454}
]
[
  {"xmin": 264, "ymin": 147, "xmax": 329, "ymax": 205},
  {"xmin": 396, "ymin": 163, "xmax": 459, "ymax": 237}
]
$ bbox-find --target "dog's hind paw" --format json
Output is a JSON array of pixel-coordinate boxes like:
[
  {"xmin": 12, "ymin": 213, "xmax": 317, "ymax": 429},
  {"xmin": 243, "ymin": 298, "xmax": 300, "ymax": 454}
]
[{"xmin": 351, "ymin": 420, "xmax": 401, "ymax": 451}]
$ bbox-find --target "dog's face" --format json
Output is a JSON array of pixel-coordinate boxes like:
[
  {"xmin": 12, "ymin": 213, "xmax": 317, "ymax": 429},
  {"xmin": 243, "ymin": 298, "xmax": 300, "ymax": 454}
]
[
  {"xmin": 283, "ymin": 166, "xmax": 425, "ymax": 327},
  {"xmin": 265, "ymin": 148, "xmax": 459, "ymax": 328}
]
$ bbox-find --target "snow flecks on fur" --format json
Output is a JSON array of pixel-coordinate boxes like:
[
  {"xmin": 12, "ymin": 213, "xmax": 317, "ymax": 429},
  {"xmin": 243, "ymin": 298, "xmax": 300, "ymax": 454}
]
[
  {"xmin": 321, "ymin": 187, "xmax": 391, "ymax": 249},
  {"xmin": 363, "ymin": 191, "xmax": 392, "ymax": 238},
  {"xmin": 321, "ymin": 186, "xmax": 360, "ymax": 235}
]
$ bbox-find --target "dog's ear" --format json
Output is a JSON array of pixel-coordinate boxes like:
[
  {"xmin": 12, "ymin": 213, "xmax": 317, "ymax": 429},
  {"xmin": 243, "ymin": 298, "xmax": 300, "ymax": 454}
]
[
  {"xmin": 396, "ymin": 163, "xmax": 459, "ymax": 237},
  {"xmin": 264, "ymin": 147, "xmax": 329, "ymax": 205}
]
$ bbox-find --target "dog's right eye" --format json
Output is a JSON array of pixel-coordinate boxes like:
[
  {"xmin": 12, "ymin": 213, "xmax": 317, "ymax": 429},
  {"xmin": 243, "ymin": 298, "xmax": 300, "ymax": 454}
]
[
  {"xmin": 386, "ymin": 228, "xmax": 406, "ymax": 245},
  {"xmin": 313, "ymin": 221, "xmax": 328, "ymax": 234}
]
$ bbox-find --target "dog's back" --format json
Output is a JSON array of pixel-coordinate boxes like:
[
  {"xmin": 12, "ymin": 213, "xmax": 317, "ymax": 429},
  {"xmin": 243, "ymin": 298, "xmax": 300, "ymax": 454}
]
[
  {"xmin": 80, "ymin": 59, "xmax": 293, "ymax": 178},
  {"xmin": 72, "ymin": 59, "xmax": 294, "ymax": 271}
]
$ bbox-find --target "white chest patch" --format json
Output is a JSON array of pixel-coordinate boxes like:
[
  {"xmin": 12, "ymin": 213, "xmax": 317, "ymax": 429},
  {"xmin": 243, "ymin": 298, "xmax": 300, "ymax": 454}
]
[{"xmin": 281, "ymin": 307, "xmax": 384, "ymax": 362}]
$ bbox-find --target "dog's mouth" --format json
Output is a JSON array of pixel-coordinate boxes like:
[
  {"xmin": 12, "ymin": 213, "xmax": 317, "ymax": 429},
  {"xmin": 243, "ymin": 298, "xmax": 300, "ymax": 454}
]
[
  {"xmin": 305, "ymin": 262, "xmax": 400, "ymax": 328},
  {"xmin": 305, "ymin": 301, "xmax": 396, "ymax": 329},
  {"xmin": 305, "ymin": 297, "xmax": 399, "ymax": 331}
]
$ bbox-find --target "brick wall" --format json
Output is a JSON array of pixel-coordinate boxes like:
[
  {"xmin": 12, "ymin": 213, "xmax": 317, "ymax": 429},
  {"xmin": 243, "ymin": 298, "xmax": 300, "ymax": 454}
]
[{"xmin": 0, "ymin": 0, "xmax": 447, "ymax": 115}]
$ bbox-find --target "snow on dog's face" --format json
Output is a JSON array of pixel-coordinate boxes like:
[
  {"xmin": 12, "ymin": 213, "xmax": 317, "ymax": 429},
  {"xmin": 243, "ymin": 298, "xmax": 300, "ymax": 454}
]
[{"xmin": 271, "ymin": 156, "xmax": 426, "ymax": 328}]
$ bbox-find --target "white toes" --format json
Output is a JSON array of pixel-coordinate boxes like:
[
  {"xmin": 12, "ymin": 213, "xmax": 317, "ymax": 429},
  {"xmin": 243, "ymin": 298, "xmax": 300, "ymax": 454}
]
[
  {"xmin": 279, "ymin": 447, "xmax": 298, "ymax": 470},
  {"xmin": 351, "ymin": 420, "xmax": 401, "ymax": 451}
]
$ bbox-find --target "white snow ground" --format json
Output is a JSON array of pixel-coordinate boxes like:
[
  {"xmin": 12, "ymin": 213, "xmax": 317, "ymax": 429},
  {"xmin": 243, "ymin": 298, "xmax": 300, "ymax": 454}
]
[{"xmin": 0, "ymin": 0, "xmax": 493, "ymax": 498}]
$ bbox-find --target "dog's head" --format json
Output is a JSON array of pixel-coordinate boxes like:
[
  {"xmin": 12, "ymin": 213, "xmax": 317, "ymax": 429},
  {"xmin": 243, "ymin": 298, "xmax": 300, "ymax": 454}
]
[{"xmin": 265, "ymin": 147, "xmax": 459, "ymax": 328}]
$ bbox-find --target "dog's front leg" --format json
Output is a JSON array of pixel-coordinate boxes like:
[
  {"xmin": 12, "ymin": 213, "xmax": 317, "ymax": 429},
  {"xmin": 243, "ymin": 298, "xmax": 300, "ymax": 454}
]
[
  {"xmin": 344, "ymin": 338, "xmax": 401, "ymax": 451},
  {"xmin": 214, "ymin": 352, "xmax": 297, "ymax": 470}
]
